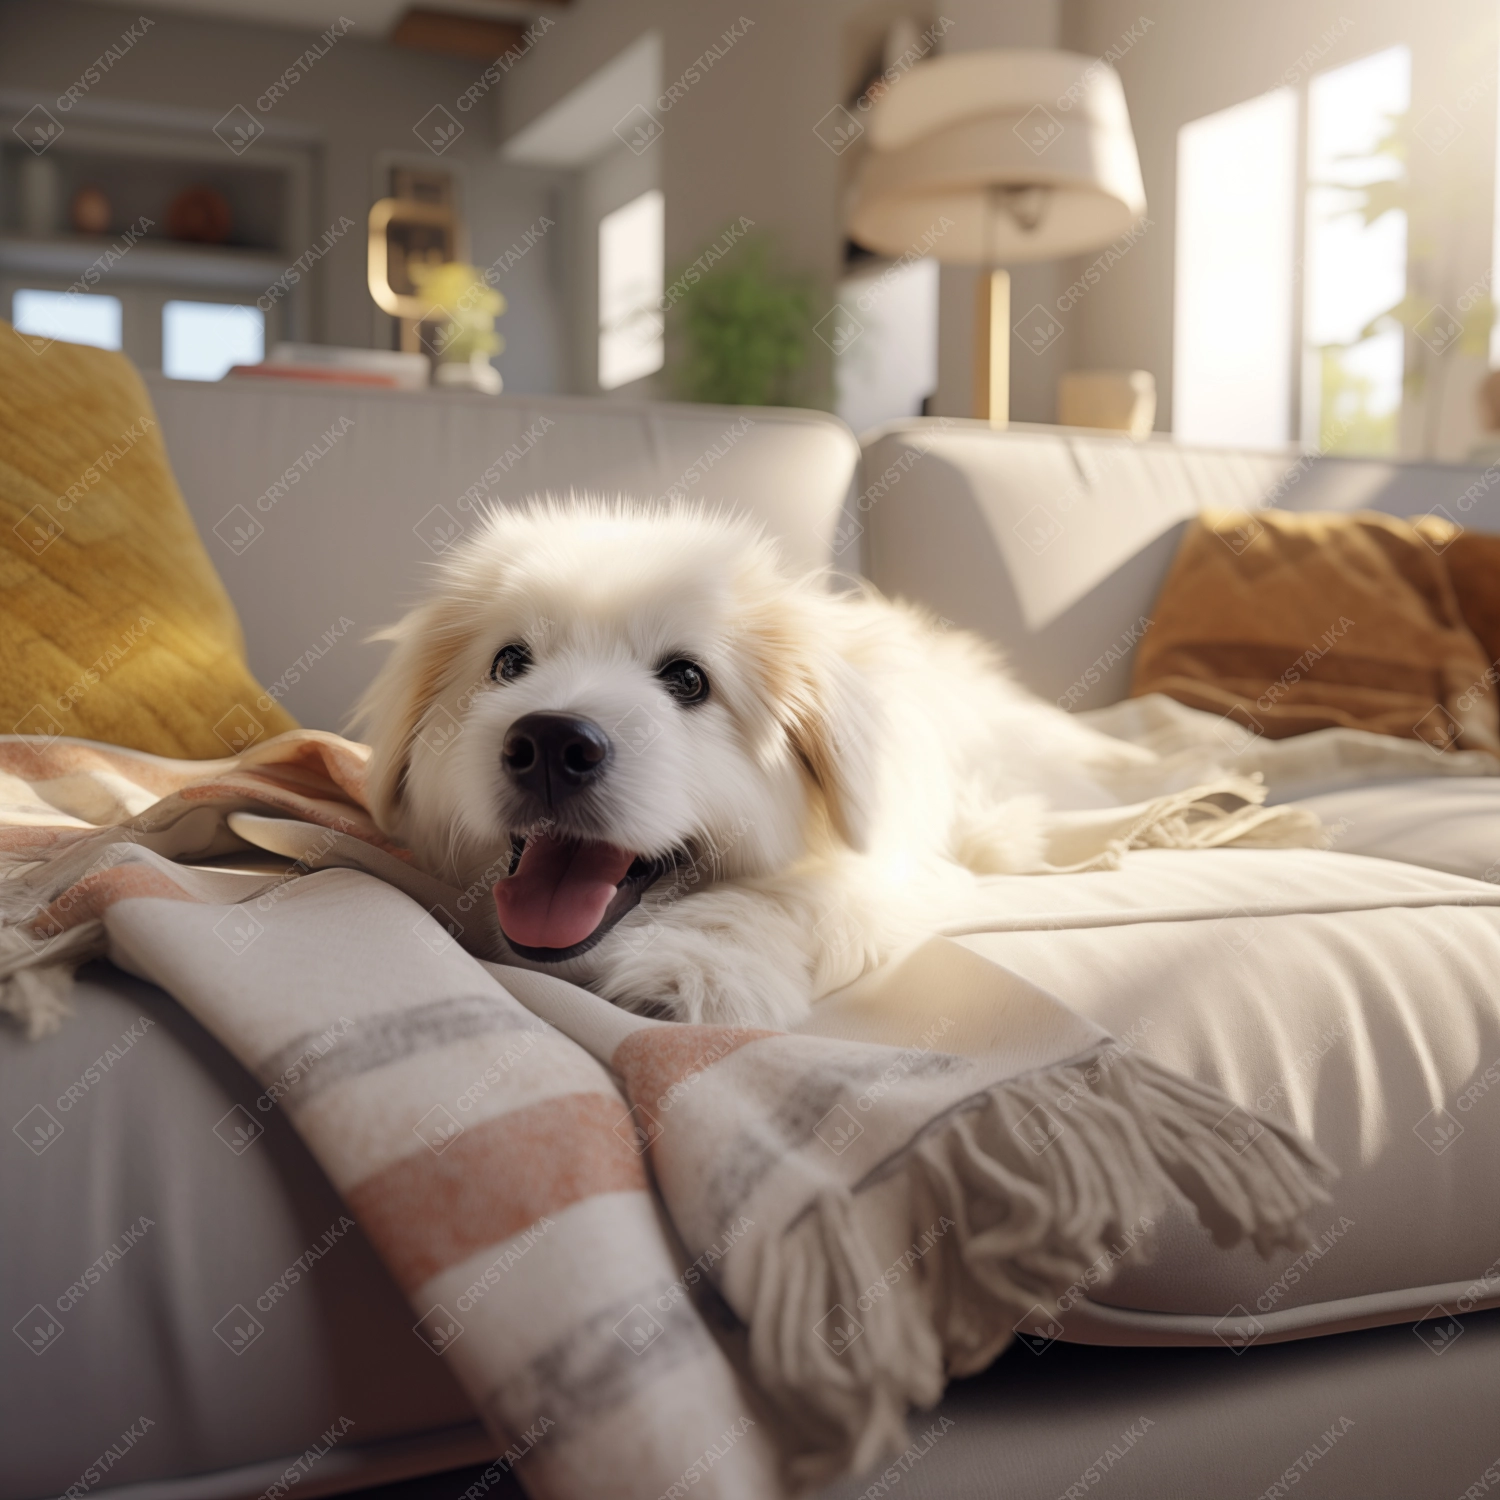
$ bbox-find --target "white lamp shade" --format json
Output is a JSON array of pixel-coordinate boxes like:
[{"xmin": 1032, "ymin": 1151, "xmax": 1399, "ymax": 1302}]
[{"xmin": 847, "ymin": 49, "xmax": 1147, "ymax": 264}]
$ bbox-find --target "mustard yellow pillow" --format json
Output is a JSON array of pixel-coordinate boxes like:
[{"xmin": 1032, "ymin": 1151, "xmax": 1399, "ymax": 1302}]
[{"xmin": 0, "ymin": 322, "xmax": 296, "ymax": 757}]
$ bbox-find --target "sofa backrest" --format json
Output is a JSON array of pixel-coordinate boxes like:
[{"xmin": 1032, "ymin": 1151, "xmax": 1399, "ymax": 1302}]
[
  {"xmin": 148, "ymin": 376, "xmax": 859, "ymax": 731},
  {"xmin": 859, "ymin": 419, "xmax": 1500, "ymax": 711}
]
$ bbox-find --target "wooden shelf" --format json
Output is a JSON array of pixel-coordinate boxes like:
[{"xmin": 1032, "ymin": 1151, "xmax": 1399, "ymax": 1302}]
[
  {"xmin": 0, "ymin": 95, "xmax": 316, "ymax": 337},
  {"xmin": 0, "ymin": 234, "xmax": 287, "ymax": 294}
]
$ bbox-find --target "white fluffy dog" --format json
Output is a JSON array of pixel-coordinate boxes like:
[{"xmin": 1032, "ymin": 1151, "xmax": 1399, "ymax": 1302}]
[{"xmin": 356, "ymin": 500, "xmax": 1129, "ymax": 1029}]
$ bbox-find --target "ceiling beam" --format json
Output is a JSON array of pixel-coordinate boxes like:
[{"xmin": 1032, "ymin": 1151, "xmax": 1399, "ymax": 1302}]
[{"xmin": 390, "ymin": 8, "xmax": 529, "ymax": 59}]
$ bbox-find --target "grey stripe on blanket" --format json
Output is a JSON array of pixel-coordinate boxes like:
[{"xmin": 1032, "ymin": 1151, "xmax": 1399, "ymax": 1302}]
[
  {"xmin": 256, "ymin": 994, "xmax": 549, "ymax": 1111},
  {"xmin": 481, "ymin": 1282, "xmax": 717, "ymax": 1448}
]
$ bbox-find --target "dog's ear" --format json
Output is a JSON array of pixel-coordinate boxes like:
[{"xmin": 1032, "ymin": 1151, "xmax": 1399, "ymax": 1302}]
[
  {"xmin": 785, "ymin": 648, "xmax": 882, "ymax": 852},
  {"xmin": 745, "ymin": 585, "xmax": 882, "ymax": 853},
  {"xmin": 349, "ymin": 598, "xmax": 467, "ymax": 832}
]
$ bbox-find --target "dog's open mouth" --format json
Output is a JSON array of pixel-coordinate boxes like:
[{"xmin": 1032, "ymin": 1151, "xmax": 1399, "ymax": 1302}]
[{"xmin": 492, "ymin": 832, "xmax": 673, "ymax": 962}]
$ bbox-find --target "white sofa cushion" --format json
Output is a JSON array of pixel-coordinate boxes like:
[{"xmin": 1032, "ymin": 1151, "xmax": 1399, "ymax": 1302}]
[
  {"xmin": 915, "ymin": 845, "xmax": 1500, "ymax": 1347},
  {"xmin": 1291, "ymin": 777, "xmax": 1500, "ymax": 885}
]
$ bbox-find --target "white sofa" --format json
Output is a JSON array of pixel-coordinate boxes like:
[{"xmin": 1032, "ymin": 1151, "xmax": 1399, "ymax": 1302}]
[{"xmin": 6, "ymin": 390, "xmax": 1500, "ymax": 1500}]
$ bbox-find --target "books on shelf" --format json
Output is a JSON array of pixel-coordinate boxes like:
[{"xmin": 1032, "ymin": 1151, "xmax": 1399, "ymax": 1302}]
[{"xmin": 225, "ymin": 343, "xmax": 430, "ymax": 390}]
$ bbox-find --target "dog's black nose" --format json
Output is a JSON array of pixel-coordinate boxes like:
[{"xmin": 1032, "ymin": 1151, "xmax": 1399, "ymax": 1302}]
[{"xmin": 502, "ymin": 713, "xmax": 613, "ymax": 807}]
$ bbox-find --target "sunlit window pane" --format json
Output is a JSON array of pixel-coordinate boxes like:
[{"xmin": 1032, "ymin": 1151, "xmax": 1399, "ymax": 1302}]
[
  {"xmin": 12, "ymin": 289, "xmax": 122, "ymax": 350},
  {"xmin": 1173, "ymin": 90, "xmax": 1297, "ymax": 449},
  {"xmin": 1303, "ymin": 46, "xmax": 1410, "ymax": 454},
  {"xmin": 598, "ymin": 189, "xmax": 664, "ymax": 391},
  {"xmin": 162, "ymin": 301, "xmax": 264, "ymax": 382}
]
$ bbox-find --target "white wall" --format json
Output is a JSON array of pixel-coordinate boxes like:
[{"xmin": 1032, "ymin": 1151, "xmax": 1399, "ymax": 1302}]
[
  {"xmin": 461, "ymin": 160, "xmax": 567, "ymax": 396},
  {"xmin": 571, "ymin": 140, "xmax": 661, "ymax": 397}
]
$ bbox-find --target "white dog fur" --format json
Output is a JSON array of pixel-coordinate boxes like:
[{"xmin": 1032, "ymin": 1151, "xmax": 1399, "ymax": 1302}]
[{"xmin": 355, "ymin": 499, "xmax": 1135, "ymax": 1029}]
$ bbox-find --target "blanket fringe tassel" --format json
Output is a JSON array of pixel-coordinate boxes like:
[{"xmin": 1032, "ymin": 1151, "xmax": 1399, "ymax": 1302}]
[
  {"xmin": 749, "ymin": 1047, "xmax": 1335, "ymax": 1487},
  {"xmin": 0, "ymin": 923, "xmax": 94, "ymax": 1038}
]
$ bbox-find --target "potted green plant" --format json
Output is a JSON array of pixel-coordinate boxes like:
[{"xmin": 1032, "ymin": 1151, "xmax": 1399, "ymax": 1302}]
[
  {"xmin": 667, "ymin": 237, "xmax": 823, "ymax": 407},
  {"xmin": 410, "ymin": 261, "xmax": 506, "ymax": 393}
]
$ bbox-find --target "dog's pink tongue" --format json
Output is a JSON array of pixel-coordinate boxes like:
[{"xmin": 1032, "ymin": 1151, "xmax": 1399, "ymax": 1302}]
[{"xmin": 493, "ymin": 834, "xmax": 635, "ymax": 950}]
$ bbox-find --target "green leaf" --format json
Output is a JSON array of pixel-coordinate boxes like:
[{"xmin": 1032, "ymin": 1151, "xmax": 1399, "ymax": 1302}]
[{"xmin": 667, "ymin": 236, "xmax": 823, "ymax": 406}]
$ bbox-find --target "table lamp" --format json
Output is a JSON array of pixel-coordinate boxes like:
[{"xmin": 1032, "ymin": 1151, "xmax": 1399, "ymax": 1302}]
[{"xmin": 846, "ymin": 49, "xmax": 1146, "ymax": 425}]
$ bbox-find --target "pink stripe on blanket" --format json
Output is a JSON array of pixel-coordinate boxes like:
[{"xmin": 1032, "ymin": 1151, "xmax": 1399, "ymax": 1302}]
[
  {"xmin": 30, "ymin": 864, "xmax": 197, "ymax": 935},
  {"xmin": 0, "ymin": 826, "xmax": 96, "ymax": 856},
  {"xmin": 611, "ymin": 1025, "xmax": 774, "ymax": 1119},
  {"xmin": 0, "ymin": 739, "xmax": 200, "ymax": 795},
  {"xmin": 345, "ymin": 1091, "xmax": 649, "ymax": 1292},
  {"xmin": 0, "ymin": 731, "xmax": 378, "ymax": 832}
]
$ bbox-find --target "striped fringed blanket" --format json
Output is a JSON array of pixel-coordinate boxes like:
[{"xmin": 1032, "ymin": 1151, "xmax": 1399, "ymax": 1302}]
[{"xmin": 0, "ymin": 732, "xmax": 1335, "ymax": 1496}]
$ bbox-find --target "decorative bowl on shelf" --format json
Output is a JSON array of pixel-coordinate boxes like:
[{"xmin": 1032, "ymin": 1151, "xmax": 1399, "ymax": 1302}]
[
  {"xmin": 70, "ymin": 185, "xmax": 111, "ymax": 236},
  {"xmin": 167, "ymin": 186, "xmax": 232, "ymax": 244}
]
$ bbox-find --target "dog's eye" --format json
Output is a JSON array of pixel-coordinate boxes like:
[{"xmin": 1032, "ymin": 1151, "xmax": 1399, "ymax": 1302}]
[
  {"xmin": 657, "ymin": 658, "xmax": 710, "ymax": 705},
  {"xmin": 490, "ymin": 643, "xmax": 532, "ymax": 683}
]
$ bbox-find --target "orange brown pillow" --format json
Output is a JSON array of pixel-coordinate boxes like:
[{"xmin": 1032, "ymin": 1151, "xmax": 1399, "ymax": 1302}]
[
  {"xmin": 1130, "ymin": 508, "xmax": 1500, "ymax": 754},
  {"xmin": 1431, "ymin": 527, "xmax": 1500, "ymax": 668}
]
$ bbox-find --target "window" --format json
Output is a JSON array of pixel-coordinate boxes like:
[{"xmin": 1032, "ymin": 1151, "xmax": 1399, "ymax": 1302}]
[
  {"xmin": 1173, "ymin": 90, "xmax": 1298, "ymax": 449},
  {"xmin": 1303, "ymin": 47, "xmax": 1409, "ymax": 455},
  {"xmin": 162, "ymin": 301, "xmax": 264, "ymax": 382},
  {"xmin": 1175, "ymin": 46, "xmax": 1412, "ymax": 456},
  {"xmin": 12, "ymin": 289, "xmax": 122, "ymax": 350},
  {"xmin": 598, "ymin": 189, "xmax": 664, "ymax": 391}
]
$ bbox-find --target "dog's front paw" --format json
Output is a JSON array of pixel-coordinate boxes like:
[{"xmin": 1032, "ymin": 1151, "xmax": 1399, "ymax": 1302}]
[{"xmin": 596, "ymin": 909, "xmax": 811, "ymax": 1030}]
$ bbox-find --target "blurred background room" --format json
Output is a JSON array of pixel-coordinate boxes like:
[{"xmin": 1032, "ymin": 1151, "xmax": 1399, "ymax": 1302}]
[{"xmin": 3, "ymin": 0, "xmax": 1498, "ymax": 462}]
